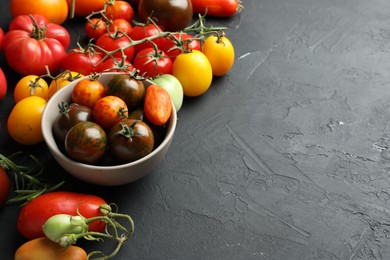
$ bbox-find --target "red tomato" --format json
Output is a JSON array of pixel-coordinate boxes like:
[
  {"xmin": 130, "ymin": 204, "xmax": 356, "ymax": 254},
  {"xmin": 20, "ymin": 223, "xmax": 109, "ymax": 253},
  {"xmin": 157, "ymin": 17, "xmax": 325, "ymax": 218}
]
[
  {"xmin": 66, "ymin": 0, "xmax": 106, "ymax": 17},
  {"xmin": 61, "ymin": 48, "xmax": 103, "ymax": 75},
  {"xmin": 93, "ymin": 95, "xmax": 129, "ymax": 130},
  {"xmin": 3, "ymin": 14, "xmax": 69, "ymax": 75},
  {"xmin": 85, "ymin": 18, "xmax": 107, "ymax": 40},
  {"xmin": 106, "ymin": 0, "xmax": 134, "ymax": 21},
  {"xmin": 17, "ymin": 191, "xmax": 107, "ymax": 240},
  {"xmin": 129, "ymin": 24, "xmax": 166, "ymax": 54},
  {"xmin": 0, "ymin": 167, "xmax": 10, "ymax": 207},
  {"xmin": 133, "ymin": 47, "xmax": 173, "ymax": 78},
  {"xmin": 144, "ymin": 84, "xmax": 172, "ymax": 126},
  {"xmin": 0, "ymin": 68, "xmax": 7, "ymax": 101},
  {"xmin": 71, "ymin": 78, "xmax": 106, "ymax": 109},
  {"xmin": 190, "ymin": 0, "xmax": 242, "ymax": 17},
  {"xmin": 160, "ymin": 32, "xmax": 201, "ymax": 62},
  {"xmin": 96, "ymin": 32, "xmax": 135, "ymax": 62},
  {"xmin": 94, "ymin": 57, "xmax": 135, "ymax": 73},
  {"xmin": 0, "ymin": 27, "xmax": 4, "ymax": 51},
  {"xmin": 108, "ymin": 19, "xmax": 133, "ymax": 35}
]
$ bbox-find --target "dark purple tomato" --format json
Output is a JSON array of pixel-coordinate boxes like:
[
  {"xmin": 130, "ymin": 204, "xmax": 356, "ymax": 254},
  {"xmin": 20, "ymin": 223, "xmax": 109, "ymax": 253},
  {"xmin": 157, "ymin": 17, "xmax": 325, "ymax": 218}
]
[
  {"xmin": 65, "ymin": 121, "xmax": 107, "ymax": 164},
  {"xmin": 53, "ymin": 102, "xmax": 93, "ymax": 144},
  {"xmin": 108, "ymin": 119, "xmax": 154, "ymax": 163},
  {"xmin": 105, "ymin": 74, "xmax": 145, "ymax": 111}
]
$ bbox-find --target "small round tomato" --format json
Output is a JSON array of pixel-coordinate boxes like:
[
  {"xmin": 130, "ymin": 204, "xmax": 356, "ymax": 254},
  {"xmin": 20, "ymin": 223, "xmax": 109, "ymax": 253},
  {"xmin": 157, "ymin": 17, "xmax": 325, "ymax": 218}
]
[
  {"xmin": 93, "ymin": 57, "xmax": 135, "ymax": 73},
  {"xmin": 85, "ymin": 18, "xmax": 107, "ymax": 40},
  {"xmin": 106, "ymin": 0, "xmax": 134, "ymax": 21},
  {"xmin": 105, "ymin": 74, "xmax": 145, "ymax": 111},
  {"xmin": 48, "ymin": 71, "xmax": 84, "ymax": 99},
  {"xmin": 93, "ymin": 96, "xmax": 129, "ymax": 130},
  {"xmin": 202, "ymin": 34, "xmax": 235, "ymax": 76},
  {"xmin": 14, "ymin": 75, "xmax": 49, "ymax": 103},
  {"xmin": 71, "ymin": 78, "xmax": 106, "ymax": 109},
  {"xmin": 0, "ymin": 167, "xmax": 10, "ymax": 207},
  {"xmin": 133, "ymin": 47, "xmax": 173, "ymax": 78},
  {"xmin": 108, "ymin": 19, "xmax": 133, "ymax": 35},
  {"xmin": 129, "ymin": 24, "xmax": 166, "ymax": 54},
  {"xmin": 95, "ymin": 32, "xmax": 135, "ymax": 62},
  {"xmin": 53, "ymin": 102, "xmax": 93, "ymax": 143},
  {"xmin": 61, "ymin": 48, "xmax": 103, "ymax": 75},
  {"xmin": 66, "ymin": 0, "xmax": 106, "ymax": 17},
  {"xmin": 65, "ymin": 121, "xmax": 107, "ymax": 164},
  {"xmin": 172, "ymin": 50, "xmax": 213, "ymax": 97},
  {"xmin": 7, "ymin": 96, "xmax": 46, "ymax": 145},
  {"xmin": 109, "ymin": 119, "xmax": 154, "ymax": 163},
  {"xmin": 151, "ymin": 74, "xmax": 183, "ymax": 112},
  {"xmin": 161, "ymin": 32, "xmax": 201, "ymax": 62}
]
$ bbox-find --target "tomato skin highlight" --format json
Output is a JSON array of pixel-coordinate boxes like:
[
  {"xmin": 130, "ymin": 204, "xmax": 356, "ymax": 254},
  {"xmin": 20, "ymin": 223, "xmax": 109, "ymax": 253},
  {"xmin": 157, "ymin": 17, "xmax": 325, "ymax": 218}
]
[
  {"xmin": 144, "ymin": 84, "xmax": 172, "ymax": 126},
  {"xmin": 17, "ymin": 191, "xmax": 107, "ymax": 240},
  {"xmin": 190, "ymin": 0, "xmax": 241, "ymax": 17}
]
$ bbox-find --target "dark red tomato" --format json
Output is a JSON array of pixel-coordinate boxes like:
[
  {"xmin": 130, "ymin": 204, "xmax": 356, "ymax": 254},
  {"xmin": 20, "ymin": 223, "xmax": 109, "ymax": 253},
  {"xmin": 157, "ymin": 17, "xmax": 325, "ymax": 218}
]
[
  {"xmin": 129, "ymin": 24, "xmax": 166, "ymax": 54},
  {"xmin": 105, "ymin": 74, "xmax": 145, "ymax": 111},
  {"xmin": 17, "ymin": 191, "xmax": 107, "ymax": 240},
  {"xmin": 108, "ymin": 19, "xmax": 133, "ymax": 35},
  {"xmin": 96, "ymin": 32, "xmax": 135, "ymax": 62},
  {"xmin": 106, "ymin": 0, "xmax": 135, "ymax": 21},
  {"xmin": 0, "ymin": 167, "xmax": 10, "ymax": 207},
  {"xmin": 61, "ymin": 48, "xmax": 103, "ymax": 75},
  {"xmin": 133, "ymin": 47, "xmax": 173, "ymax": 77},
  {"xmin": 71, "ymin": 78, "xmax": 106, "ymax": 109},
  {"xmin": 161, "ymin": 32, "xmax": 201, "ymax": 62},
  {"xmin": 0, "ymin": 68, "xmax": 7, "ymax": 101},
  {"xmin": 0, "ymin": 27, "xmax": 4, "ymax": 51},
  {"xmin": 52, "ymin": 102, "xmax": 93, "ymax": 144},
  {"xmin": 93, "ymin": 96, "xmax": 129, "ymax": 130},
  {"xmin": 138, "ymin": 0, "xmax": 193, "ymax": 31},
  {"xmin": 109, "ymin": 119, "xmax": 154, "ymax": 163},
  {"xmin": 85, "ymin": 18, "xmax": 107, "ymax": 40},
  {"xmin": 144, "ymin": 84, "xmax": 172, "ymax": 126},
  {"xmin": 93, "ymin": 56, "xmax": 135, "ymax": 73},
  {"xmin": 65, "ymin": 121, "xmax": 107, "ymax": 164}
]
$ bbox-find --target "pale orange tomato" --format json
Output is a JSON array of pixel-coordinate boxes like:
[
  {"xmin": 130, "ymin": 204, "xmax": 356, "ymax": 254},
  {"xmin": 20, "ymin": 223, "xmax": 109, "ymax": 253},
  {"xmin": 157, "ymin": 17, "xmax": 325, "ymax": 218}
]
[{"xmin": 202, "ymin": 35, "xmax": 235, "ymax": 76}]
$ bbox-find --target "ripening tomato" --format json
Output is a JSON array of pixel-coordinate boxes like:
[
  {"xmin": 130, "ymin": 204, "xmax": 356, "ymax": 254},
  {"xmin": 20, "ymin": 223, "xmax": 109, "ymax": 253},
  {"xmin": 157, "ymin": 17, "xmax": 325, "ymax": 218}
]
[
  {"xmin": 65, "ymin": 121, "xmax": 107, "ymax": 164},
  {"xmin": 202, "ymin": 34, "xmax": 235, "ymax": 76},
  {"xmin": 66, "ymin": 0, "xmax": 106, "ymax": 17},
  {"xmin": 161, "ymin": 32, "xmax": 201, "ymax": 62},
  {"xmin": 144, "ymin": 84, "xmax": 172, "ymax": 126},
  {"xmin": 17, "ymin": 191, "xmax": 107, "ymax": 240},
  {"xmin": 48, "ymin": 71, "xmax": 84, "ymax": 99},
  {"xmin": 14, "ymin": 75, "xmax": 49, "ymax": 103},
  {"xmin": 106, "ymin": 0, "xmax": 135, "ymax": 21},
  {"xmin": 61, "ymin": 48, "xmax": 103, "ymax": 75},
  {"xmin": 7, "ymin": 96, "xmax": 46, "ymax": 145},
  {"xmin": 0, "ymin": 167, "xmax": 10, "ymax": 207},
  {"xmin": 15, "ymin": 237, "xmax": 87, "ymax": 260},
  {"xmin": 10, "ymin": 0, "xmax": 69, "ymax": 24},
  {"xmin": 93, "ymin": 96, "xmax": 129, "ymax": 130},
  {"xmin": 129, "ymin": 24, "xmax": 166, "ymax": 54},
  {"xmin": 151, "ymin": 74, "xmax": 183, "ymax": 112},
  {"xmin": 0, "ymin": 68, "xmax": 7, "ymax": 101},
  {"xmin": 172, "ymin": 50, "xmax": 212, "ymax": 97},
  {"xmin": 133, "ymin": 47, "xmax": 173, "ymax": 77},
  {"xmin": 96, "ymin": 32, "xmax": 135, "ymax": 62},
  {"xmin": 85, "ymin": 18, "xmax": 107, "ymax": 40},
  {"xmin": 71, "ymin": 78, "xmax": 106, "ymax": 109}
]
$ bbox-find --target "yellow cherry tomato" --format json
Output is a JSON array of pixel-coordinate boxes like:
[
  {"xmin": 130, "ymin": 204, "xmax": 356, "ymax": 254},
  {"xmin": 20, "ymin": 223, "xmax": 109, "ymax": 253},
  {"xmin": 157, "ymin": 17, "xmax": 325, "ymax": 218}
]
[
  {"xmin": 202, "ymin": 35, "xmax": 235, "ymax": 76},
  {"xmin": 48, "ymin": 71, "xmax": 84, "ymax": 98},
  {"xmin": 172, "ymin": 50, "xmax": 213, "ymax": 97},
  {"xmin": 7, "ymin": 96, "xmax": 46, "ymax": 145},
  {"xmin": 14, "ymin": 75, "xmax": 49, "ymax": 103}
]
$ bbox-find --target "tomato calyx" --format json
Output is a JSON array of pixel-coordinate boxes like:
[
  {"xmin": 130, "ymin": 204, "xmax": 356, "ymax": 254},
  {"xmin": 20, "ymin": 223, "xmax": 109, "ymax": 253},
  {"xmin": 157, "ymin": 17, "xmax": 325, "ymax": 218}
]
[
  {"xmin": 116, "ymin": 120, "xmax": 143, "ymax": 141},
  {"xmin": 28, "ymin": 14, "xmax": 49, "ymax": 40}
]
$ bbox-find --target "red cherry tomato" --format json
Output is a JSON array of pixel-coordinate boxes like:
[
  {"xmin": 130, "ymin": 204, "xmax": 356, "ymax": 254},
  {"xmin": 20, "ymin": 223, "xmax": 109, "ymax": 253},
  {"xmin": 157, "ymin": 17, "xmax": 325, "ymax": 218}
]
[
  {"xmin": 106, "ymin": 0, "xmax": 134, "ymax": 21},
  {"xmin": 108, "ymin": 19, "xmax": 133, "ymax": 35},
  {"xmin": 160, "ymin": 32, "xmax": 201, "ymax": 62},
  {"xmin": 0, "ymin": 68, "xmax": 7, "ymax": 101},
  {"xmin": 61, "ymin": 48, "xmax": 103, "ymax": 75},
  {"xmin": 0, "ymin": 167, "xmax": 10, "ymax": 207},
  {"xmin": 129, "ymin": 23, "xmax": 166, "ymax": 54},
  {"xmin": 96, "ymin": 32, "xmax": 135, "ymax": 62},
  {"xmin": 133, "ymin": 47, "xmax": 173, "ymax": 77},
  {"xmin": 0, "ymin": 27, "xmax": 4, "ymax": 51},
  {"xmin": 85, "ymin": 18, "xmax": 107, "ymax": 40},
  {"xmin": 94, "ymin": 57, "xmax": 135, "ymax": 73}
]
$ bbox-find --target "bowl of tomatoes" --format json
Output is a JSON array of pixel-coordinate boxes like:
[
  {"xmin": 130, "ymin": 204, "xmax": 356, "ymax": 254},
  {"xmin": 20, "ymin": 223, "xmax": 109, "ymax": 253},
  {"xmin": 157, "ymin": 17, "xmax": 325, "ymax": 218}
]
[{"xmin": 41, "ymin": 72, "xmax": 177, "ymax": 186}]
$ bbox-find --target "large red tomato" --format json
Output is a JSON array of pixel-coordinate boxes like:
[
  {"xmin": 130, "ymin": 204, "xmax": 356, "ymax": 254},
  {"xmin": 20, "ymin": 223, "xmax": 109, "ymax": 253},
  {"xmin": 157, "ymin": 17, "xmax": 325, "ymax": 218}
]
[{"xmin": 3, "ymin": 14, "xmax": 70, "ymax": 75}]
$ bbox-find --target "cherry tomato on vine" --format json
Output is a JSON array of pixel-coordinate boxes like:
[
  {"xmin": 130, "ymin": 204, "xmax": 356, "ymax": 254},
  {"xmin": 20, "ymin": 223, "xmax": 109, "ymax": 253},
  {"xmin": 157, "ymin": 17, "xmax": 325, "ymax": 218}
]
[
  {"xmin": 108, "ymin": 119, "xmax": 154, "ymax": 163},
  {"xmin": 129, "ymin": 24, "xmax": 166, "ymax": 54},
  {"xmin": 65, "ymin": 121, "xmax": 108, "ymax": 164},
  {"xmin": 96, "ymin": 32, "xmax": 135, "ymax": 62},
  {"xmin": 93, "ymin": 96, "xmax": 129, "ymax": 130},
  {"xmin": 48, "ymin": 71, "xmax": 84, "ymax": 98},
  {"xmin": 61, "ymin": 48, "xmax": 103, "ymax": 75},
  {"xmin": 108, "ymin": 19, "xmax": 133, "ymax": 35},
  {"xmin": 172, "ymin": 50, "xmax": 213, "ymax": 97},
  {"xmin": 7, "ymin": 96, "xmax": 46, "ymax": 145},
  {"xmin": 202, "ymin": 34, "xmax": 235, "ymax": 76},
  {"xmin": 85, "ymin": 18, "xmax": 107, "ymax": 40},
  {"xmin": 14, "ymin": 75, "xmax": 49, "ymax": 103},
  {"xmin": 93, "ymin": 57, "xmax": 135, "ymax": 73},
  {"xmin": 0, "ymin": 167, "xmax": 10, "ymax": 207},
  {"xmin": 66, "ymin": 0, "xmax": 106, "ymax": 17},
  {"xmin": 0, "ymin": 68, "xmax": 7, "ymax": 101},
  {"xmin": 161, "ymin": 32, "xmax": 201, "ymax": 62},
  {"xmin": 133, "ymin": 47, "xmax": 173, "ymax": 77},
  {"xmin": 106, "ymin": 0, "xmax": 134, "ymax": 22},
  {"xmin": 71, "ymin": 78, "xmax": 106, "ymax": 109}
]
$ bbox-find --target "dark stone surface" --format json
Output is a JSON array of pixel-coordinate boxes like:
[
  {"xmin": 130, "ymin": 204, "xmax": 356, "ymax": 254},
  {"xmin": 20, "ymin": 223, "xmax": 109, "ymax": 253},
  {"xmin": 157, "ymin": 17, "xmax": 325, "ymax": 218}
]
[{"xmin": 2, "ymin": 0, "xmax": 390, "ymax": 259}]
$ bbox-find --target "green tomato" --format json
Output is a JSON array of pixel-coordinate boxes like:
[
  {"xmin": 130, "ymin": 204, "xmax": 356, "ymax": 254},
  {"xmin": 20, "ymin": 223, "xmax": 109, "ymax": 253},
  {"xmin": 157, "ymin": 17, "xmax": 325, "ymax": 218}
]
[{"xmin": 151, "ymin": 74, "xmax": 184, "ymax": 112}]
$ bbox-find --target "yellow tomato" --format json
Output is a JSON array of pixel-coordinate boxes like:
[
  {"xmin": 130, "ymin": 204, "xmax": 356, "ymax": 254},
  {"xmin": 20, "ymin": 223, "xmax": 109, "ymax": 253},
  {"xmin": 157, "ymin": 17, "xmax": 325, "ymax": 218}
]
[
  {"xmin": 14, "ymin": 75, "xmax": 49, "ymax": 103},
  {"xmin": 7, "ymin": 96, "xmax": 46, "ymax": 145},
  {"xmin": 10, "ymin": 0, "xmax": 69, "ymax": 25},
  {"xmin": 172, "ymin": 50, "xmax": 213, "ymax": 97},
  {"xmin": 48, "ymin": 71, "xmax": 84, "ymax": 98},
  {"xmin": 202, "ymin": 35, "xmax": 235, "ymax": 76}
]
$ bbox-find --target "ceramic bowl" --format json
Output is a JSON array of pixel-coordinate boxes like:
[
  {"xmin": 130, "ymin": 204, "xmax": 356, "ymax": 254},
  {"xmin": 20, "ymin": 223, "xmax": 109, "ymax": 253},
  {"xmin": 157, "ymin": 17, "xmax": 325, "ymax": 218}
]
[{"xmin": 41, "ymin": 72, "xmax": 177, "ymax": 186}]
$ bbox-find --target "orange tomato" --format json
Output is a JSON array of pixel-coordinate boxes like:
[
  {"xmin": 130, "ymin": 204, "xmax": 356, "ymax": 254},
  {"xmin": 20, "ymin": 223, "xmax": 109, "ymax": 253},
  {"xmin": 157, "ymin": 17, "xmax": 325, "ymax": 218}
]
[
  {"xmin": 10, "ymin": 0, "xmax": 69, "ymax": 25},
  {"xmin": 48, "ymin": 71, "xmax": 84, "ymax": 98},
  {"xmin": 66, "ymin": 0, "xmax": 106, "ymax": 17},
  {"xmin": 202, "ymin": 35, "xmax": 235, "ymax": 76},
  {"xmin": 7, "ymin": 96, "xmax": 46, "ymax": 145},
  {"xmin": 15, "ymin": 237, "xmax": 87, "ymax": 260},
  {"xmin": 14, "ymin": 75, "xmax": 49, "ymax": 103}
]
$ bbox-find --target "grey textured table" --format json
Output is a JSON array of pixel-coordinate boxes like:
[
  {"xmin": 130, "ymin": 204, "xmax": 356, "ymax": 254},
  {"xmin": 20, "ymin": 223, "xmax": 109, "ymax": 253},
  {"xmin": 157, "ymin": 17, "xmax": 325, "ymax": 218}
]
[{"xmin": 1, "ymin": 0, "xmax": 390, "ymax": 259}]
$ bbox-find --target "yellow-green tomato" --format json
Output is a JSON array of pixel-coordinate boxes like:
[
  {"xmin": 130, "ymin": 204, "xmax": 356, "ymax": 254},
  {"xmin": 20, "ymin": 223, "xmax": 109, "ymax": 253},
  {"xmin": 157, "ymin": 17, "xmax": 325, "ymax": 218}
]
[
  {"xmin": 202, "ymin": 35, "xmax": 235, "ymax": 76},
  {"xmin": 151, "ymin": 74, "xmax": 183, "ymax": 112},
  {"xmin": 172, "ymin": 50, "xmax": 213, "ymax": 97}
]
